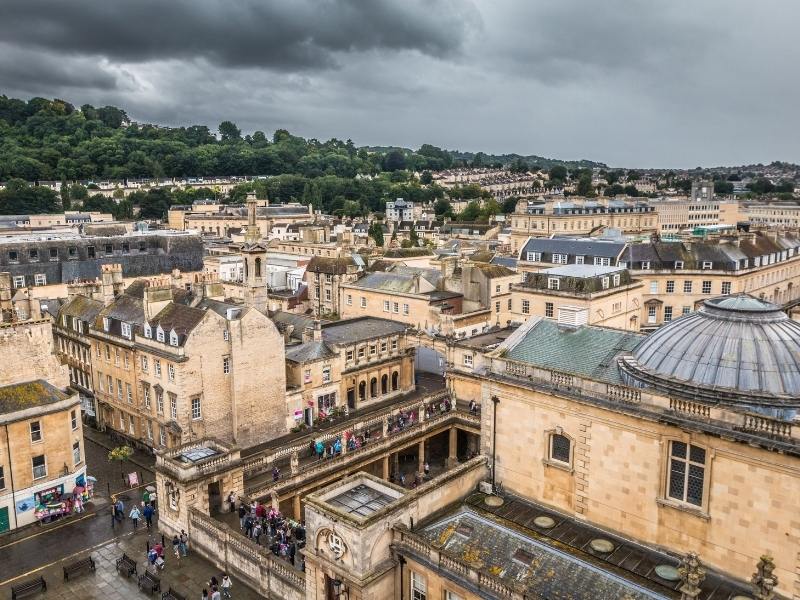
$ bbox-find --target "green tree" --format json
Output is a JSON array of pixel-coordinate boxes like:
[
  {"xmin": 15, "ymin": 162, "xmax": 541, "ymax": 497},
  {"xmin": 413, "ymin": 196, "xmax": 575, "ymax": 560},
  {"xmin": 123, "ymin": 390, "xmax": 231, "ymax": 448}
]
[
  {"xmin": 501, "ymin": 197, "xmax": 518, "ymax": 214},
  {"xmin": 369, "ymin": 223, "xmax": 384, "ymax": 247},
  {"xmin": 548, "ymin": 165, "xmax": 568, "ymax": 183},
  {"xmin": 419, "ymin": 170, "xmax": 433, "ymax": 185},
  {"xmin": 459, "ymin": 201, "xmax": 482, "ymax": 222},
  {"xmin": 577, "ymin": 173, "xmax": 593, "ymax": 196},
  {"xmin": 434, "ymin": 198, "xmax": 453, "ymax": 218},
  {"xmin": 713, "ymin": 180, "xmax": 734, "ymax": 194},
  {"xmin": 218, "ymin": 121, "xmax": 241, "ymax": 143}
]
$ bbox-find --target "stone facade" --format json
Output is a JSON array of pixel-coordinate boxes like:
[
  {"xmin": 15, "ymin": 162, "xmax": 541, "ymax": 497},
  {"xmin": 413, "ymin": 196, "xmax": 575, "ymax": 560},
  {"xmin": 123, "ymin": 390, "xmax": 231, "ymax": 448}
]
[{"xmin": 0, "ymin": 382, "xmax": 84, "ymax": 531}]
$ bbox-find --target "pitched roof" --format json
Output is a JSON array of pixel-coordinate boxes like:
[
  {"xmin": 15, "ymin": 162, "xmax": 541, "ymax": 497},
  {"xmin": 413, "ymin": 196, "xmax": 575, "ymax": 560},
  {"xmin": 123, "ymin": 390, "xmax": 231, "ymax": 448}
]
[
  {"xmin": 501, "ymin": 319, "xmax": 644, "ymax": 384},
  {"xmin": 307, "ymin": 255, "xmax": 359, "ymax": 275},
  {"xmin": 147, "ymin": 303, "xmax": 206, "ymax": 339},
  {"xmin": 286, "ymin": 341, "xmax": 337, "ymax": 363},
  {"xmin": 59, "ymin": 295, "xmax": 104, "ymax": 322},
  {"xmin": 521, "ymin": 237, "xmax": 627, "ymax": 260},
  {"xmin": 322, "ymin": 317, "xmax": 407, "ymax": 344},
  {"xmin": 0, "ymin": 380, "xmax": 69, "ymax": 414}
]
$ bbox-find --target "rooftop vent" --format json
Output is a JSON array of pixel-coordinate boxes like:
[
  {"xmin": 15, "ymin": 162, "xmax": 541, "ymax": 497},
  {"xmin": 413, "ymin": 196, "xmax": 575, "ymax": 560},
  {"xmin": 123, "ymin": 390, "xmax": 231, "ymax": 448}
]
[{"xmin": 557, "ymin": 306, "xmax": 588, "ymax": 330}]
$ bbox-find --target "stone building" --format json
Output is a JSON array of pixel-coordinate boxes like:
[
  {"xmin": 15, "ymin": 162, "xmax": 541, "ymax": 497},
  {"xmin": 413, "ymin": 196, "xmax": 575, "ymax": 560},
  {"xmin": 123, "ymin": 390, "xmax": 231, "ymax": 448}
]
[
  {"xmin": 305, "ymin": 255, "xmax": 364, "ymax": 318},
  {"xmin": 509, "ymin": 264, "xmax": 644, "ymax": 330},
  {"xmin": 285, "ymin": 317, "xmax": 415, "ymax": 428},
  {"xmin": 74, "ymin": 271, "xmax": 287, "ymax": 450},
  {"xmin": 621, "ymin": 230, "xmax": 800, "ymax": 328},
  {"xmin": 0, "ymin": 229, "xmax": 203, "ymax": 293},
  {"xmin": 448, "ymin": 295, "xmax": 800, "ymax": 598},
  {"xmin": 510, "ymin": 199, "xmax": 658, "ymax": 254},
  {"xmin": 517, "ymin": 236, "xmax": 628, "ymax": 273},
  {"xmin": 0, "ymin": 381, "xmax": 84, "ymax": 532}
]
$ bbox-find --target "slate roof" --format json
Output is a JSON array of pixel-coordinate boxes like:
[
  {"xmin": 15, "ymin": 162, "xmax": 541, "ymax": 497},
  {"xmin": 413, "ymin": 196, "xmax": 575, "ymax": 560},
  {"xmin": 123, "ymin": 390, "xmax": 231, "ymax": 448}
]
[
  {"xmin": 146, "ymin": 303, "xmax": 206, "ymax": 343},
  {"xmin": 490, "ymin": 256, "xmax": 518, "ymax": 269},
  {"xmin": 521, "ymin": 237, "xmax": 627, "ymax": 260},
  {"xmin": 502, "ymin": 319, "xmax": 644, "ymax": 384},
  {"xmin": 59, "ymin": 295, "xmax": 104, "ymax": 322},
  {"xmin": 0, "ymin": 380, "xmax": 69, "ymax": 414},
  {"xmin": 321, "ymin": 317, "xmax": 407, "ymax": 344},
  {"xmin": 462, "ymin": 493, "xmax": 751, "ymax": 600},
  {"xmin": 286, "ymin": 341, "xmax": 337, "ymax": 363},
  {"xmin": 472, "ymin": 263, "xmax": 516, "ymax": 278},
  {"xmin": 307, "ymin": 255, "xmax": 359, "ymax": 275},
  {"xmin": 270, "ymin": 311, "xmax": 317, "ymax": 335},
  {"xmin": 625, "ymin": 294, "xmax": 800, "ymax": 406},
  {"xmin": 348, "ymin": 272, "xmax": 429, "ymax": 294}
]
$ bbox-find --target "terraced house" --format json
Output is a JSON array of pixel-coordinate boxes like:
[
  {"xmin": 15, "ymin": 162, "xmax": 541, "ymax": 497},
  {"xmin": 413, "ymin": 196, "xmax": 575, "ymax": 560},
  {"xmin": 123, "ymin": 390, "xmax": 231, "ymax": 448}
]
[
  {"xmin": 620, "ymin": 229, "xmax": 800, "ymax": 328},
  {"xmin": 67, "ymin": 277, "xmax": 288, "ymax": 450}
]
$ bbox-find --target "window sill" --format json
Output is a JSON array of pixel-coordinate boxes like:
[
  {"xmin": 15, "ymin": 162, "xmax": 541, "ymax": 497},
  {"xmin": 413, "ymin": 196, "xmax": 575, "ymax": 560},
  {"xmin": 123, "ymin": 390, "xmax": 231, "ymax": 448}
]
[
  {"xmin": 542, "ymin": 458, "xmax": 574, "ymax": 474},
  {"xmin": 656, "ymin": 498, "xmax": 710, "ymax": 521}
]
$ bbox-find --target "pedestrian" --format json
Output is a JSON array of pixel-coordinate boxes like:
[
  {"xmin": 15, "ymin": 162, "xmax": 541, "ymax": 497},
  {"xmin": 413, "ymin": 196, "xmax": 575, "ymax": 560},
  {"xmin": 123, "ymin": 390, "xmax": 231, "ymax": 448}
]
[
  {"xmin": 469, "ymin": 399, "xmax": 477, "ymax": 414},
  {"xmin": 272, "ymin": 466, "xmax": 280, "ymax": 482},
  {"xmin": 143, "ymin": 489, "xmax": 150, "ymax": 506},
  {"xmin": 227, "ymin": 491, "xmax": 236, "ymax": 513},
  {"xmin": 143, "ymin": 503, "xmax": 154, "ymax": 529},
  {"xmin": 179, "ymin": 529, "xmax": 189, "ymax": 556},
  {"xmin": 221, "ymin": 574, "xmax": 232, "ymax": 599},
  {"xmin": 209, "ymin": 576, "xmax": 218, "ymax": 592},
  {"xmin": 424, "ymin": 461, "xmax": 430, "ymax": 476},
  {"xmin": 201, "ymin": 589, "xmax": 209, "ymax": 600},
  {"xmin": 211, "ymin": 587, "xmax": 221, "ymax": 600},
  {"xmin": 238, "ymin": 503, "xmax": 247, "ymax": 530},
  {"xmin": 115, "ymin": 498, "xmax": 125, "ymax": 522},
  {"xmin": 172, "ymin": 535, "xmax": 181, "ymax": 561},
  {"xmin": 129, "ymin": 505, "xmax": 141, "ymax": 529}
]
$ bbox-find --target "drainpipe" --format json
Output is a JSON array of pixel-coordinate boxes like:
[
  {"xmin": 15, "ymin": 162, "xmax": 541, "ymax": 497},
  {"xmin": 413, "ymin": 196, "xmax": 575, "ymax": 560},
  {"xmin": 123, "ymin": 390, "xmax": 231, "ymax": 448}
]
[
  {"xmin": 5, "ymin": 424, "xmax": 17, "ymax": 529},
  {"xmin": 491, "ymin": 395, "xmax": 499, "ymax": 493}
]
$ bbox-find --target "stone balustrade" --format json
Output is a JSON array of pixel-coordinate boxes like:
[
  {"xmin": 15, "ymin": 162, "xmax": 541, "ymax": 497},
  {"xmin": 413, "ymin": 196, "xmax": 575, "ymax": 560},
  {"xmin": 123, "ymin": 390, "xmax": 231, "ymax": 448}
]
[
  {"xmin": 244, "ymin": 408, "xmax": 480, "ymax": 500},
  {"xmin": 394, "ymin": 526, "xmax": 524, "ymax": 600},
  {"xmin": 187, "ymin": 508, "xmax": 305, "ymax": 599},
  {"xmin": 481, "ymin": 359, "xmax": 800, "ymax": 444}
]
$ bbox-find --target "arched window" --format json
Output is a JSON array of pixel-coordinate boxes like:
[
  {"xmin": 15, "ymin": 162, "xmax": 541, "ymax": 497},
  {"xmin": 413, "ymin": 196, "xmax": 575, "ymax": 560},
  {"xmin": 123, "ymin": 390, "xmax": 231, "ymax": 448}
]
[
  {"xmin": 370, "ymin": 377, "xmax": 377, "ymax": 398},
  {"xmin": 255, "ymin": 257, "xmax": 262, "ymax": 278},
  {"xmin": 391, "ymin": 371, "xmax": 399, "ymax": 391},
  {"xmin": 381, "ymin": 374, "xmax": 388, "ymax": 395},
  {"xmin": 549, "ymin": 433, "xmax": 571, "ymax": 465},
  {"xmin": 358, "ymin": 381, "xmax": 366, "ymax": 401}
]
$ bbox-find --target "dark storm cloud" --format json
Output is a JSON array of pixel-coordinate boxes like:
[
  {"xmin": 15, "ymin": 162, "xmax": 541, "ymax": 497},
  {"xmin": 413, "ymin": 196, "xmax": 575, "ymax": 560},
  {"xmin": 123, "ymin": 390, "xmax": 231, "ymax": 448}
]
[
  {"xmin": 0, "ymin": 0, "xmax": 798, "ymax": 167},
  {"xmin": 0, "ymin": 0, "xmax": 476, "ymax": 70}
]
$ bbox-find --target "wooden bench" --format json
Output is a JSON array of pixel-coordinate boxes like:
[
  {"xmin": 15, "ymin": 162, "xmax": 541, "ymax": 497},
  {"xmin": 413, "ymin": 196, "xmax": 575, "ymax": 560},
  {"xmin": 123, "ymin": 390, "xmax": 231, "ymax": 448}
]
[
  {"xmin": 11, "ymin": 576, "xmax": 46, "ymax": 599},
  {"xmin": 138, "ymin": 571, "xmax": 161, "ymax": 595},
  {"xmin": 115, "ymin": 553, "xmax": 138, "ymax": 577},
  {"xmin": 63, "ymin": 555, "xmax": 96, "ymax": 581},
  {"xmin": 161, "ymin": 587, "xmax": 187, "ymax": 600}
]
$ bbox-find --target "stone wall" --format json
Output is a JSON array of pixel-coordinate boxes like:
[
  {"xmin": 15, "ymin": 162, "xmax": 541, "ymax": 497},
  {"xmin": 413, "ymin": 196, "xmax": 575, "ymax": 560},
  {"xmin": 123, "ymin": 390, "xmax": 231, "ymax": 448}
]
[{"xmin": 0, "ymin": 318, "xmax": 68, "ymax": 388}]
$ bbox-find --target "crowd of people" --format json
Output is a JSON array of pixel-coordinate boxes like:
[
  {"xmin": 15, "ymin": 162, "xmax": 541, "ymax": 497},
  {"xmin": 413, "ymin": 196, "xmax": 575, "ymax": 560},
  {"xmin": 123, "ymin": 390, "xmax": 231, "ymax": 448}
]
[{"xmin": 236, "ymin": 500, "xmax": 306, "ymax": 571}]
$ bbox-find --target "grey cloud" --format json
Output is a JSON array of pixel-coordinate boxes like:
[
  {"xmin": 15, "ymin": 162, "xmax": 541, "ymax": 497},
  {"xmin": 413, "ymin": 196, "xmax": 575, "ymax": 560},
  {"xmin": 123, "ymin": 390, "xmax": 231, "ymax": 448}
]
[{"xmin": 0, "ymin": 0, "xmax": 478, "ymax": 71}]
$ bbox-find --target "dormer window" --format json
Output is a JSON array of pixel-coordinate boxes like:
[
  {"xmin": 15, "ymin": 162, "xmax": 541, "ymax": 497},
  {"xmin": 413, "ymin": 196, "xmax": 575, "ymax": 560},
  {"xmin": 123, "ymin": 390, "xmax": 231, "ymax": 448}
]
[
  {"xmin": 102, "ymin": 317, "xmax": 110, "ymax": 332},
  {"xmin": 701, "ymin": 261, "xmax": 713, "ymax": 270},
  {"xmin": 675, "ymin": 261, "xmax": 684, "ymax": 270},
  {"xmin": 169, "ymin": 330, "xmax": 179, "ymax": 346},
  {"xmin": 641, "ymin": 261, "xmax": 650, "ymax": 270},
  {"xmin": 144, "ymin": 323, "xmax": 152, "ymax": 338},
  {"xmin": 547, "ymin": 277, "xmax": 560, "ymax": 290},
  {"xmin": 156, "ymin": 326, "xmax": 165, "ymax": 343},
  {"xmin": 121, "ymin": 322, "xmax": 132, "ymax": 339}
]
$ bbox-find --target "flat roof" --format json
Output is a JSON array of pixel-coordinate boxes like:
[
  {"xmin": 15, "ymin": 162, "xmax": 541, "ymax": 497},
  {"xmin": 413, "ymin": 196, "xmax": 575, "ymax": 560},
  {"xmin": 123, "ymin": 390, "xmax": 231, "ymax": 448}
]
[
  {"xmin": 326, "ymin": 484, "xmax": 396, "ymax": 517},
  {"xmin": 543, "ymin": 265, "xmax": 626, "ymax": 278}
]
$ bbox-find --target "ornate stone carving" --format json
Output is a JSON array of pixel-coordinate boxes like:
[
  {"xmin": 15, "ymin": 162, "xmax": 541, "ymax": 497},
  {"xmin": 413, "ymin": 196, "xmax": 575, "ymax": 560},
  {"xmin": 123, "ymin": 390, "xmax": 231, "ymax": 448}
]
[
  {"xmin": 678, "ymin": 552, "xmax": 706, "ymax": 600},
  {"xmin": 750, "ymin": 554, "xmax": 778, "ymax": 600}
]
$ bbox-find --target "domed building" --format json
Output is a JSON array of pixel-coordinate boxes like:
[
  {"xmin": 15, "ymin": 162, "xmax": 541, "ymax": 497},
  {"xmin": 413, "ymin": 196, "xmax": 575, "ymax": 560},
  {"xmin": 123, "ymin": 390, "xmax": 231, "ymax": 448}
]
[{"xmin": 620, "ymin": 294, "xmax": 800, "ymax": 417}]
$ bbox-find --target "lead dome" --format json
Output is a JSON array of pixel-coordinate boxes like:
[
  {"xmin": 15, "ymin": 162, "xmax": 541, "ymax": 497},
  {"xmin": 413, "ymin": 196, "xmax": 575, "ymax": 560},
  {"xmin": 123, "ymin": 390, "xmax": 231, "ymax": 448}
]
[{"xmin": 620, "ymin": 295, "xmax": 800, "ymax": 410}]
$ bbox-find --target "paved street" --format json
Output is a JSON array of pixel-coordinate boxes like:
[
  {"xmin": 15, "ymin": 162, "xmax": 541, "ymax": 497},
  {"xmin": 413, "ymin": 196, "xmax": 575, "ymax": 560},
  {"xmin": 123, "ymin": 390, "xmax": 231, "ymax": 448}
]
[{"xmin": 0, "ymin": 519, "xmax": 264, "ymax": 599}]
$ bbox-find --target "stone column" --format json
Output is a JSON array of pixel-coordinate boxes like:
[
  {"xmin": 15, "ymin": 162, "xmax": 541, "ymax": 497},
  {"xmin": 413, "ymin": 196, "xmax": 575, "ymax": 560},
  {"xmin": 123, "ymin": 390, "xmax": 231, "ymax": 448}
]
[
  {"xmin": 382, "ymin": 456, "xmax": 390, "ymax": 480},
  {"xmin": 446, "ymin": 427, "xmax": 459, "ymax": 468},
  {"xmin": 293, "ymin": 494, "xmax": 302, "ymax": 522},
  {"xmin": 290, "ymin": 452, "xmax": 299, "ymax": 475},
  {"xmin": 417, "ymin": 440, "xmax": 426, "ymax": 476},
  {"xmin": 392, "ymin": 452, "xmax": 399, "ymax": 480}
]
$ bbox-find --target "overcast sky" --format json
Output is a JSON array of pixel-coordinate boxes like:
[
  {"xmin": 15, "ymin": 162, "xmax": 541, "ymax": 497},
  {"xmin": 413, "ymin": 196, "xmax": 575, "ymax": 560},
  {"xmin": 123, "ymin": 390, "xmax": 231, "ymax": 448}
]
[{"xmin": 1, "ymin": 0, "xmax": 798, "ymax": 168}]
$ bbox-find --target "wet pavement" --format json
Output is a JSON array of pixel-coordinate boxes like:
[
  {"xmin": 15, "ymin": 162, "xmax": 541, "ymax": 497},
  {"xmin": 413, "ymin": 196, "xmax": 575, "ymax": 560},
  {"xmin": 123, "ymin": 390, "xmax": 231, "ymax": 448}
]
[{"xmin": 0, "ymin": 518, "xmax": 264, "ymax": 599}]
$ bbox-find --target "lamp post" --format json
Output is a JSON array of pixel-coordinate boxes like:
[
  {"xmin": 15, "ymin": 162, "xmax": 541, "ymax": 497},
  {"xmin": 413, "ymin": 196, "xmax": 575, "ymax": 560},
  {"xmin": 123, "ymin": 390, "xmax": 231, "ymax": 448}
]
[{"xmin": 491, "ymin": 394, "xmax": 499, "ymax": 493}]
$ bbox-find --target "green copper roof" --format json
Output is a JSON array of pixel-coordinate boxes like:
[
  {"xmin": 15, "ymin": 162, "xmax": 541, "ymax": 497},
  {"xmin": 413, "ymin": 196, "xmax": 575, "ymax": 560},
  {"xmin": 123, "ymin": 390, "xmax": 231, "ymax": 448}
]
[{"xmin": 505, "ymin": 320, "xmax": 644, "ymax": 384}]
